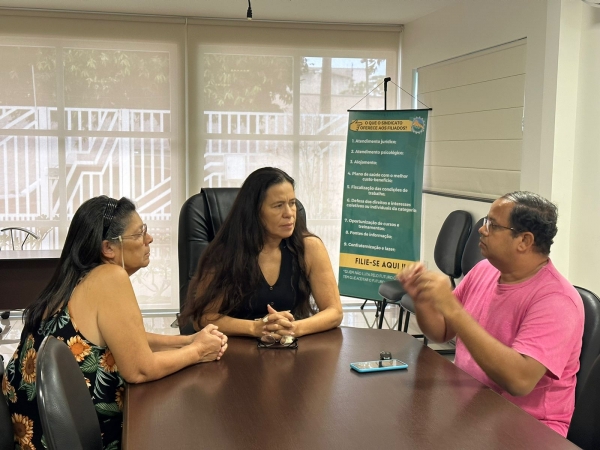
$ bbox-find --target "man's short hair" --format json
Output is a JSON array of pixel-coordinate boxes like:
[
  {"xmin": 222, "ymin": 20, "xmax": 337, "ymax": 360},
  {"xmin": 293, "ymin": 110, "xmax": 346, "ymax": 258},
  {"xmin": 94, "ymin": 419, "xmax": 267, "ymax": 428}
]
[{"xmin": 501, "ymin": 191, "xmax": 558, "ymax": 255}]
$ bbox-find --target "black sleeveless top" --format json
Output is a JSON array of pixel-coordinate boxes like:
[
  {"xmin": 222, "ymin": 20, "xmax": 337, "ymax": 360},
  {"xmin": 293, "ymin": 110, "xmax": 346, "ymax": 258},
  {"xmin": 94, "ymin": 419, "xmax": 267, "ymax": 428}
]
[{"xmin": 230, "ymin": 240, "xmax": 300, "ymax": 320}]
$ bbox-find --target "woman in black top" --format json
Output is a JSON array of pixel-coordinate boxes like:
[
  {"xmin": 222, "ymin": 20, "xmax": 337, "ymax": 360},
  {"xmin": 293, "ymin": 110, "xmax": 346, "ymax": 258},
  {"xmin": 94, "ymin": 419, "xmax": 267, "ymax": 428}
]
[{"xmin": 180, "ymin": 167, "xmax": 343, "ymax": 341}]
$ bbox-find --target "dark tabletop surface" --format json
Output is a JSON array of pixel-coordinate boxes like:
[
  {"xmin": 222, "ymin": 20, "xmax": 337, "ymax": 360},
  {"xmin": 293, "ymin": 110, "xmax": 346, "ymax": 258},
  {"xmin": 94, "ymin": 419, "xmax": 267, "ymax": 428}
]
[
  {"xmin": 0, "ymin": 250, "xmax": 60, "ymax": 310},
  {"xmin": 123, "ymin": 327, "xmax": 579, "ymax": 450}
]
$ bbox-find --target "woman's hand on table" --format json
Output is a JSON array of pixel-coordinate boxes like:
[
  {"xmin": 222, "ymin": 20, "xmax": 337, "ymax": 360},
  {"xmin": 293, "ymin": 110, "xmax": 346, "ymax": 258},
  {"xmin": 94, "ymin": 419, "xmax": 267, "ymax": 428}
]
[
  {"xmin": 260, "ymin": 304, "xmax": 295, "ymax": 340},
  {"xmin": 190, "ymin": 324, "xmax": 228, "ymax": 362}
]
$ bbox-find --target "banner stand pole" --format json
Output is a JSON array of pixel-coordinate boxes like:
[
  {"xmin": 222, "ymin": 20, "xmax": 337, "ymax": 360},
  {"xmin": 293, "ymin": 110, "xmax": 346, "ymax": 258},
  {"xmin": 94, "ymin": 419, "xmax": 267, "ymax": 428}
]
[
  {"xmin": 356, "ymin": 76, "xmax": 391, "ymax": 317},
  {"xmin": 383, "ymin": 77, "xmax": 391, "ymax": 111}
]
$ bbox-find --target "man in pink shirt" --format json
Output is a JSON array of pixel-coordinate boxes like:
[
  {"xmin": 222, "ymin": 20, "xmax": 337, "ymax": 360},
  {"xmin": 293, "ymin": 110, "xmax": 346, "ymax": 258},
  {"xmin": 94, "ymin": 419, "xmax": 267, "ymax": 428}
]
[{"xmin": 398, "ymin": 191, "xmax": 583, "ymax": 437}]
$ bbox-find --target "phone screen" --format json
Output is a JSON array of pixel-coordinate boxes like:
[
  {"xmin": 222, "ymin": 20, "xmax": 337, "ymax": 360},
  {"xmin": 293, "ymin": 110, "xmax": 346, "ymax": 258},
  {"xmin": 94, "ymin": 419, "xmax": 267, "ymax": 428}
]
[{"xmin": 352, "ymin": 359, "xmax": 407, "ymax": 370}]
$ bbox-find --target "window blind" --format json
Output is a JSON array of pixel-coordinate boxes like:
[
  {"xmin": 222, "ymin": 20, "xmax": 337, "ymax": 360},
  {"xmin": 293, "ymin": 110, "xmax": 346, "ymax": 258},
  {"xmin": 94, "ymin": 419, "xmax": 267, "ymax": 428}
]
[
  {"xmin": 417, "ymin": 39, "xmax": 526, "ymax": 200},
  {"xmin": 0, "ymin": 11, "xmax": 400, "ymax": 308},
  {"xmin": 0, "ymin": 13, "xmax": 184, "ymax": 309}
]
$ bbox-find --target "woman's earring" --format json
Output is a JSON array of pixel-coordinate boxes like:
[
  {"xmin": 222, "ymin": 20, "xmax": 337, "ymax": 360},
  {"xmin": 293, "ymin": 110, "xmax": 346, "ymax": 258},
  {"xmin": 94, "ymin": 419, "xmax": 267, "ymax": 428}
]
[{"xmin": 118, "ymin": 236, "xmax": 124, "ymax": 269}]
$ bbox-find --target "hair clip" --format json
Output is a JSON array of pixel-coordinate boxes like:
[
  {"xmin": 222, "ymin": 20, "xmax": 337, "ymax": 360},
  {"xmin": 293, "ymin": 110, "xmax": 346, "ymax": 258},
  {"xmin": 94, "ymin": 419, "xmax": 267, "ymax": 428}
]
[{"xmin": 102, "ymin": 198, "xmax": 119, "ymax": 238}]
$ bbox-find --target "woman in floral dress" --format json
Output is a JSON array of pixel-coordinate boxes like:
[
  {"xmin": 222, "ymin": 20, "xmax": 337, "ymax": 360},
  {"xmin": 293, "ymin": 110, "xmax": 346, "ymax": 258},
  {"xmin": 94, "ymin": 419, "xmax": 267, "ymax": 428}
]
[{"xmin": 2, "ymin": 196, "xmax": 228, "ymax": 450}]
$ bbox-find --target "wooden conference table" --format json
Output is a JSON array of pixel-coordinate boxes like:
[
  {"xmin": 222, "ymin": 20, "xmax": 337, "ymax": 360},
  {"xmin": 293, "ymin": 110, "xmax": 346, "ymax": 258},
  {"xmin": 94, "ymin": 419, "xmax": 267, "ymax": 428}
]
[
  {"xmin": 123, "ymin": 327, "xmax": 579, "ymax": 450},
  {"xmin": 0, "ymin": 250, "xmax": 61, "ymax": 311}
]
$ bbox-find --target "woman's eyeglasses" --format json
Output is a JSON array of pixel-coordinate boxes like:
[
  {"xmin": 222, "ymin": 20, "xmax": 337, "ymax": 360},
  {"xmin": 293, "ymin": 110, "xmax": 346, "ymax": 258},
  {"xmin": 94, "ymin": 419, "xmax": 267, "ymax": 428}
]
[
  {"xmin": 110, "ymin": 224, "xmax": 148, "ymax": 242},
  {"xmin": 257, "ymin": 334, "xmax": 298, "ymax": 349},
  {"xmin": 107, "ymin": 223, "xmax": 148, "ymax": 269}
]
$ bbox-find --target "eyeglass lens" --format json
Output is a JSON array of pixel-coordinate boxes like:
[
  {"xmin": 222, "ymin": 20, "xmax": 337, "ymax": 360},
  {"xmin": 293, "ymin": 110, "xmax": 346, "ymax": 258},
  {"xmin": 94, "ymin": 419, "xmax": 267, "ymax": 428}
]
[
  {"xmin": 125, "ymin": 224, "xmax": 147, "ymax": 240},
  {"xmin": 260, "ymin": 334, "xmax": 296, "ymax": 346}
]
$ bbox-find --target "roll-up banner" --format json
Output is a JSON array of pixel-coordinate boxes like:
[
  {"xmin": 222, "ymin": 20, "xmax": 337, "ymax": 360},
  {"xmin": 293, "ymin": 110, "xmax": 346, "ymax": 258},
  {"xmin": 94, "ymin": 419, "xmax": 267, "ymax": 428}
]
[{"xmin": 338, "ymin": 109, "xmax": 429, "ymax": 300}]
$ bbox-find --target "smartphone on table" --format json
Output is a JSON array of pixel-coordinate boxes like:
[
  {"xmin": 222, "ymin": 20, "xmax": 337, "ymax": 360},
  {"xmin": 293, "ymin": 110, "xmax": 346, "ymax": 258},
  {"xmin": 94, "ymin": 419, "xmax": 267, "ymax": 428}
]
[{"xmin": 350, "ymin": 359, "xmax": 408, "ymax": 373}]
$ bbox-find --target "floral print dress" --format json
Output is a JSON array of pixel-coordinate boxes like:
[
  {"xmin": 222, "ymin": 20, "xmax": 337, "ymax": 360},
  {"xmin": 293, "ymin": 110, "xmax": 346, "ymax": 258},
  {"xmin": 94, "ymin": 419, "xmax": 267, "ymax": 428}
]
[{"xmin": 1, "ymin": 304, "xmax": 124, "ymax": 450}]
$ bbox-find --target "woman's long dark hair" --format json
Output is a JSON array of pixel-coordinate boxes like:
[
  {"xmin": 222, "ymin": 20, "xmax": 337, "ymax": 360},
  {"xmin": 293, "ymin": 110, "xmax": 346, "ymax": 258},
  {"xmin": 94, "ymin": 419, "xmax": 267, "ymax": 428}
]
[
  {"xmin": 180, "ymin": 167, "xmax": 317, "ymax": 327},
  {"xmin": 23, "ymin": 196, "xmax": 135, "ymax": 333}
]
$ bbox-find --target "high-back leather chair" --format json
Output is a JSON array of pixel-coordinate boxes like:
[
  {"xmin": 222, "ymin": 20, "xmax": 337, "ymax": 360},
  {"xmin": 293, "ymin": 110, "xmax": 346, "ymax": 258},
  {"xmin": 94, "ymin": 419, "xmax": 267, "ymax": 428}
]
[
  {"xmin": 178, "ymin": 187, "xmax": 306, "ymax": 334},
  {"xmin": 178, "ymin": 188, "xmax": 240, "ymax": 315},
  {"xmin": 567, "ymin": 353, "xmax": 600, "ymax": 449},
  {"xmin": 0, "ymin": 356, "xmax": 13, "ymax": 450},
  {"xmin": 573, "ymin": 286, "xmax": 600, "ymax": 401},
  {"xmin": 36, "ymin": 336, "xmax": 103, "ymax": 450},
  {"xmin": 377, "ymin": 210, "xmax": 472, "ymax": 333},
  {"xmin": 178, "ymin": 188, "xmax": 239, "ymax": 334}
]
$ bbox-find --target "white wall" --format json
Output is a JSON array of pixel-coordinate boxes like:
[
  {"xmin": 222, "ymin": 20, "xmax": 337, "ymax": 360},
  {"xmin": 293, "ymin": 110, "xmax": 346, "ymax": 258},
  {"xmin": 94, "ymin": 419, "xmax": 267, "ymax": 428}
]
[
  {"xmin": 401, "ymin": 0, "xmax": 552, "ymax": 273},
  {"xmin": 569, "ymin": 5, "xmax": 600, "ymax": 293},
  {"xmin": 401, "ymin": 0, "xmax": 600, "ymax": 292}
]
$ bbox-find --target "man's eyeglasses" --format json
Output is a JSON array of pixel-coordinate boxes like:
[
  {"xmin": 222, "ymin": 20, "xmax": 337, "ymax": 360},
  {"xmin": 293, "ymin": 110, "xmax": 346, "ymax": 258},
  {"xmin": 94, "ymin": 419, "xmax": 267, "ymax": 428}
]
[
  {"xmin": 257, "ymin": 334, "xmax": 298, "ymax": 349},
  {"xmin": 112, "ymin": 224, "xmax": 148, "ymax": 241},
  {"xmin": 483, "ymin": 217, "xmax": 518, "ymax": 233}
]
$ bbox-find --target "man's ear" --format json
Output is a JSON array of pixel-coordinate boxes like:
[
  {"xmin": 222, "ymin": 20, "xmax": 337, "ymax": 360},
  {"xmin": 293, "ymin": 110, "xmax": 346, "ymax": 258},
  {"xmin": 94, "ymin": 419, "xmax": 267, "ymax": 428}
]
[
  {"xmin": 101, "ymin": 239, "xmax": 117, "ymax": 260},
  {"xmin": 517, "ymin": 231, "xmax": 535, "ymax": 252}
]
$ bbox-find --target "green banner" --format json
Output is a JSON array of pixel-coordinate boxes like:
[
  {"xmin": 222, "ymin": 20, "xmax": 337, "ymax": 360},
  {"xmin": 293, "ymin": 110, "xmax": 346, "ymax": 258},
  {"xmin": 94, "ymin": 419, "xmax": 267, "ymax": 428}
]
[{"xmin": 338, "ymin": 109, "xmax": 429, "ymax": 300}]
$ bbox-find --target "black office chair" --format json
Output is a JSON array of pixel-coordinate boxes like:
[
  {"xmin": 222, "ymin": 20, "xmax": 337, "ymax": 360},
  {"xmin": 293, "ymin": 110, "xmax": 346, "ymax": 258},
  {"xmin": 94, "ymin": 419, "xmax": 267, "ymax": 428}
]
[
  {"xmin": 460, "ymin": 217, "xmax": 486, "ymax": 276},
  {"xmin": 36, "ymin": 336, "xmax": 103, "ymax": 450},
  {"xmin": 376, "ymin": 210, "xmax": 472, "ymax": 335},
  {"xmin": 178, "ymin": 187, "xmax": 241, "ymax": 334},
  {"xmin": 399, "ymin": 217, "xmax": 484, "ymax": 349},
  {"xmin": 567, "ymin": 353, "xmax": 600, "ymax": 449},
  {"xmin": 177, "ymin": 187, "xmax": 306, "ymax": 334},
  {"xmin": 0, "ymin": 356, "xmax": 14, "ymax": 450},
  {"xmin": 573, "ymin": 286, "xmax": 600, "ymax": 402}
]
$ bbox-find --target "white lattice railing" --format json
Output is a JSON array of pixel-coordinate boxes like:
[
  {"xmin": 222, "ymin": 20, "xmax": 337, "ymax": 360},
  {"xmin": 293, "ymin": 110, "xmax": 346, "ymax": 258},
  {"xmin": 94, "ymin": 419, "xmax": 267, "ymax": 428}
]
[
  {"xmin": 0, "ymin": 106, "xmax": 173, "ymax": 223},
  {"xmin": 204, "ymin": 111, "xmax": 347, "ymax": 136},
  {"xmin": 0, "ymin": 106, "xmax": 349, "ymax": 308},
  {"xmin": 0, "ymin": 106, "xmax": 171, "ymax": 133},
  {"xmin": 201, "ymin": 111, "xmax": 347, "ymax": 186},
  {"xmin": 1, "ymin": 107, "xmax": 347, "ymax": 222}
]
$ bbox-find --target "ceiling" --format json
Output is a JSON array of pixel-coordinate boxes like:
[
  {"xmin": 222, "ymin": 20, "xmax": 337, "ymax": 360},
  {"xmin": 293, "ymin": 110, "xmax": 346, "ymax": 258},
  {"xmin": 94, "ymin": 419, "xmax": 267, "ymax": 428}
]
[{"xmin": 0, "ymin": 0, "xmax": 459, "ymax": 25}]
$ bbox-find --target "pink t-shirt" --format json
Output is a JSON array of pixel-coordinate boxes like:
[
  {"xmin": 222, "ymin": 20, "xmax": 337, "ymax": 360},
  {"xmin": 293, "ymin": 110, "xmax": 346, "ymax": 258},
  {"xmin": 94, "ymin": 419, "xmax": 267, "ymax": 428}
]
[{"xmin": 453, "ymin": 259, "xmax": 583, "ymax": 437}]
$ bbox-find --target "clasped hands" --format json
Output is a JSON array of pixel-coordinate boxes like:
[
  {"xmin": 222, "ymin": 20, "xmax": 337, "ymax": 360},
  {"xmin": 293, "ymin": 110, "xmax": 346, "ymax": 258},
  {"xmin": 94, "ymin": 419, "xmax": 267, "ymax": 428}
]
[
  {"xmin": 190, "ymin": 324, "xmax": 228, "ymax": 362},
  {"xmin": 396, "ymin": 262, "xmax": 458, "ymax": 317},
  {"xmin": 257, "ymin": 304, "xmax": 296, "ymax": 341}
]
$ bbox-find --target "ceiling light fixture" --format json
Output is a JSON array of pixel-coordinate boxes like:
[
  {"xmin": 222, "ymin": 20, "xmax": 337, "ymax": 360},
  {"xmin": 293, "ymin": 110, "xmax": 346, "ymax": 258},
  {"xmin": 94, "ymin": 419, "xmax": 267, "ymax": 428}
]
[{"xmin": 247, "ymin": 0, "xmax": 253, "ymax": 20}]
